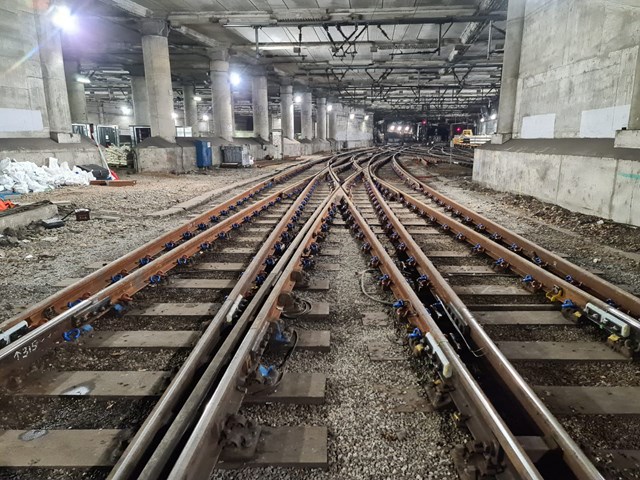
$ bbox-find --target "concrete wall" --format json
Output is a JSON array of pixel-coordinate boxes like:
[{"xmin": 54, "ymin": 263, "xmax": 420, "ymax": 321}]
[
  {"xmin": 474, "ymin": 140, "xmax": 640, "ymax": 226},
  {"xmin": 0, "ymin": 3, "xmax": 49, "ymax": 139},
  {"xmin": 514, "ymin": 0, "xmax": 639, "ymax": 139}
]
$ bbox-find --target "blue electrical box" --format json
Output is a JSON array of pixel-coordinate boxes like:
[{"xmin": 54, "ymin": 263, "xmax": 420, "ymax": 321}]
[{"xmin": 194, "ymin": 140, "xmax": 212, "ymax": 169}]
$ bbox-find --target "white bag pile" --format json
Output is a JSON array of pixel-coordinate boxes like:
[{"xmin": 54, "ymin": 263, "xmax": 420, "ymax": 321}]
[{"xmin": 0, "ymin": 157, "xmax": 96, "ymax": 194}]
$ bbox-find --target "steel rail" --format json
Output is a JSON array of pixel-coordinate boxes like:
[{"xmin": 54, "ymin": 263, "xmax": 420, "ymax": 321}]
[
  {"xmin": 364, "ymin": 159, "xmax": 604, "ymax": 480},
  {"xmin": 0, "ymin": 173, "xmax": 317, "ymax": 379},
  {"xmin": 0, "ymin": 158, "xmax": 323, "ymax": 334},
  {"xmin": 166, "ymin": 190, "xmax": 341, "ymax": 480},
  {"xmin": 109, "ymin": 169, "xmax": 333, "ymax": 480},
  {"xmin": 372, "ymin": 157, "xmax": 639, "ymax": 337},
  {"xmin": 337, "ymin": 186, "xmax": 543, "ymax": 480},
  {"xmin": 391, "ymin": 153, "xmax": 640, "ymax": 318}
]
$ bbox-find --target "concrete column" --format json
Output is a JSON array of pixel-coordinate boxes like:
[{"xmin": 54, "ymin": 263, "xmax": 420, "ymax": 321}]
[
  {"xmin": 493, "ymin": 0, "xmax": 525, "ymax": 144},
  {"xmin": 615, "ymin": 51, "xmax": 640, "ymax": 148},
  {"xmin": 141, "ymin": 20, "xmax": 175, "ymax": 142},
  {"xmin": 328, "ymin": 102, "xmax": 340, "ymax": 140},
  {"xmin": 183, "ymin": 85, "xmax": 199, "ymax": 137},
  {"xmin": 252, "ymin": 75, "xmax": 269, "ymax": 140},
  {"xmin": 317, "ymin": 97, "xmax": 327, "ymax": 140},
  {"xmin": 131, "ymin": 76, "xmax": 151, "ymax": 125},
  {"xmin": 301, "ymin": 91, "xmax": 313, "ymax": 139},
  {"xmin": 210, "ymin": 54, "xmax": 234, "ymax": 141},
  {"xmin": 280, "ymin": 84, "xmax": 294, "ymax": 139},
  {"xmin": 35, "ymin": 6, "xmax": 78, "ymax": 143},
  {"xmin": 63, "ymin": 60, "xmax": 88, "ymax": 124}
]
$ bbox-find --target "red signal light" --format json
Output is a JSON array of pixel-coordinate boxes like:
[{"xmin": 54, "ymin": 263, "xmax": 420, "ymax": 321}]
[{"xmin": 421, "ymin": 120, "xmax": 427, "ymax": 125}]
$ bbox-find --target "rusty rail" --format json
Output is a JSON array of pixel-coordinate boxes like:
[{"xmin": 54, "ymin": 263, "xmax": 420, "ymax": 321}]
[
  {"xmin": 362, "ymin": 160, "xmax": 604, "ymax": 479},
  {"xmin": 109, "ymin": 169, "xmax": 334, "ymax": 480},
  {"xmin": 391, "ymin": 153, "xmax": 640, "ymax": 319},
  {"xmin": 165, "ymin": 190, "xmax": 341, "ymax": 480}
]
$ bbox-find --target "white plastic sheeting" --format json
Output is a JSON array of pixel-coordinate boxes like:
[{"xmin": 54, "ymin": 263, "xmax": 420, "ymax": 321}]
[{"xmin": 0, "ymin": 157, "xmax": 95, "ymax": 194}]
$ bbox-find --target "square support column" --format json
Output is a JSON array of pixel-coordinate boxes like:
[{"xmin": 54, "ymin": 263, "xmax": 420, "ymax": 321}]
[
  {"xmin": 317, "ymin": 97, "xmax": 327, "ymax": 140},
  {"xmin": 141, "ymin": 19, "xmax": 175, "ymax": 142},
  {"xmin": 130, "ymin": 71, "xmax": 151, "ymax": 126},
  {"xmin": 209, "ymin": 51, "xmax": 234, "ymax": 141},
  {"xmin": 301, "ymin": 91, "xmax": 313, "ymax": 140},
  {"xmin": 183, "ymin": 85, "xmax": 199, "ymax": 137},
  {"xmin": 36, "ymin": 4, "xmax": 79, "ymax": 143},
  {"xmin": 64, "ymin": 60, "xmax": 88, "ymax": 124},
  {"xmin": 492, "ymin": 0, "xmax": 525, "ymax": 145},
  {"xmin": 252, "ymin": 74, "xmax": 269, "ymax": 141},
  {"xmin": 280, "ymin": 84, "xmax": 294, "ymax": 140},
  {"xmin": 615, "ymin": 46, "xmax": 640, "ymax": 149}
]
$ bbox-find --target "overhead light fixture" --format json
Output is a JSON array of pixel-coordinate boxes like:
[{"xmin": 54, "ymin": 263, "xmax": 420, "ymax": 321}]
[
  {"xmin": 230, "ymin": 72, "xmax": 241, "ymax": 86},
  {"xmin": 202, "ymin": 114, "xmax": 209, "ymax": 121},
  {"xmin": 364, "ymin": 115, "xmax": 370, "ymax": 121},
  {"xmin": 349, "ymin": 113, "xmax": 355, "ymax": 120},
  {"xmin": 490, "ymin": 113, "xmax": 497, "ymax": 120},
  {"xmin": 194, "ymin": 96, "xmax": 202, "ymax": 102},
  {"xmin": 480, "ymin": 117, "xmax": 485, "ymax": 123},
  {"xmin": 389, "ymin": 125, "xmax": 396, "ymax": 131},
  {"xmin": 76, "ymin": 75, "xmax": 90, "ymax": 84},
  {"xmin": 404, "ymin": 126, "xmax": 410, "ymax": 132},
  {"xmin": 294, "ymin": 95, "xmax": 302, "ymax": 103},
  {"xmin": 121, "ymin": 106, "xmax": 131, "ymax": 115},
  {"xmin": 51, "ymin": 5, "xmax": 77, "ymax": 32},
  {"xmin": 171, "ymin": 112, "xmax": 178, "ymax": 119},
  {"xmin": 327, "ymin": 104, "xmax": 333, "ymax": 112}
]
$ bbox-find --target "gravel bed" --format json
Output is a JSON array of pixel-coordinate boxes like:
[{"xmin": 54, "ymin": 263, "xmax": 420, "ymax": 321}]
[
  {"xmin": 481, "ymin": 324, "xmax": 599, "ymax": 343},
  {"xmin": 0, "ymin": 167, "xmax": 288, "ymax": 322},
  {"xmin": 212, "ymin": 228, "xmax": 468, "ymax": 480},
  {"xmin": 515, "ymin": 361, "xmax": 640, "ymax": 387},
  {"xmin": 0, "ymin": 396, "xmax": 155, "ymax": 430}
]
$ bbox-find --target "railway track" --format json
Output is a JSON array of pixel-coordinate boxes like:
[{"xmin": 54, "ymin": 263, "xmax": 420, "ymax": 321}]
[{"xmin": 0, "ymin": 147, "xmax": 637, "ymax": 479}]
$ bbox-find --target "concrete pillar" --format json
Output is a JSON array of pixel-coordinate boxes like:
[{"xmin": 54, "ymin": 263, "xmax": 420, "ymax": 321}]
[
  {"xmin": 131, "ymin": 76, "xmax": 150, "ymax": 125},
  {"xmin": 317, "ymin": 97, "xmax": 327, "ymax": 140},
  {"xmin": 209, "ymin": 53, "xmax": 234, "ymax": 141},
  {"xmin": 141, "ymin": 19, "xmax": 175, "ymax": 142},
  {"xmin": 328, "ymin": 102, "xmax": 340, "ymax": 140},
  {"xmin": 183, "ymin": 85, "xmax": 199, "ymax": 137},
  {"xmin": 615, "ymin": 53, "xmax": 640, "ymax": 148},
  {"xmin": 63, "ymin": 60, "xmax": 88, "ymax": 124},
  {"xmin": 35, "ymin": 6, "xmax": 78, "ymax": 143},
  {"xmin": 280, "ymin": 84, "xmax": 294, "ymax": 139},
  {"xmin": 493, "ymin": 0, "xmax": 525, "ymax": 144},
  {"xmin": 301, "ymin": 91, "xmax": 313, "ymax": 139},
  {"xmin": 252, "ymin": 75, "xmax": 269, "ymax": 140}
]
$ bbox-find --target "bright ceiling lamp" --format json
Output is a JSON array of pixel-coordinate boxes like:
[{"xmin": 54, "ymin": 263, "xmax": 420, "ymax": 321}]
[
  {"xmin": 349, "ymin": 113, "xmax": 355, "ymax": 120},
  {"xmin": 490, "ymin": 113, "xmax": 497, "ymax": 120},
  {"xmin": 364, "ymin": 115, "xmax": 369, "ymax": 121},
  {"xmin": 171, "ymin": 112, "xmax": 178, "ymax": 119},
  {"xmin": 51, "ymin": 5, "xmax": 77, "ymax": 32},
  {"xmin": 76, "ymin": 76, "xmax": 90, "ymax": 84},
  {"xmin": 202, "ymin": 114, "xmax": 209, "ymax": 121},
  {"xmin": 480, "ymin": 117, "xmax": 485, "ymax": 123},
  {"xmin": 194, "ymin": 96, "xmax": 202, "ymax": 102},
  {"xmin": 294, "ymin": 95, "xmax": 302, "ymax": 103},
  {"xmin": 121, "ymin": 106, "xmax": 131, "ymax": 115},
  {"xmin": 230, "ymin": 72, "xmax": 241, "ymax": 86},
  {"xmin": 327, "ymin": 104, "xmax": 333, "ymax": 111}
]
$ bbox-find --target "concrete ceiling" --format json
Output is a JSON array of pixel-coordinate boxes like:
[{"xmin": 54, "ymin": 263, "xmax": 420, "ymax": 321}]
[{"xmin": 64, "ymin": 0, "xmax": 506, "ymax": 120}]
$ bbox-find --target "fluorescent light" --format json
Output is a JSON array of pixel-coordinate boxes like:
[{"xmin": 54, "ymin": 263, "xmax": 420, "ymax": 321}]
[
  {"xmin": 202, "ymin": 114, "xmax": 209, "ymax": 121},
  {"xmin": 349, "ymin": 113, "xmax": 355, "ymax": 120},
  {"xmin": 76, "ymin": 76, "xmax": 90, "ymax": 84},
  {"xmin": 404, "ymin": 126, "xmax": 410, "ymax": 132},
  {"xmin": 294, "ymin": 95, "xmax": 302, "ymax": 103},
  {"xmin": 480, "ymin": 117, "xmax": 485, "ymax": 123},
  {"xmin": 364, "ymin": 115, "xmax": 369, "ymax": 121},
  {"xmin": 171, "ymin": 112, "xmax": 178, "ymax": 119},
  {"xmin": 51, "ymin": 5, "xmax": 77, "ymax": 32},
  {"xmin": 490, "ymin": 113, "xmax": 497, "ymax": 120},
  {"xmin": 230, "ymin": 72, "xmax": 241, "ymax": 86},
  {"xmin": 389, "ymin": 125, "xmax": 395, "ymax": 131},
  {"xmin": 194, "ymin": 96, "xmax": 202, "ymax": 102},
  {"xmin": 327, "ymin": 104, "xmax": 333, "ymax": 112},
  {"xmin": 121, "ymin": 106, "xmax": 131, "ymax": 115}
]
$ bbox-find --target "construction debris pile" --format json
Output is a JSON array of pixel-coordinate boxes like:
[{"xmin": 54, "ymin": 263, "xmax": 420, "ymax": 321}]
[{"xmin": 0, "ymin": 158, "xmax": 95, "ymax": 194}]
